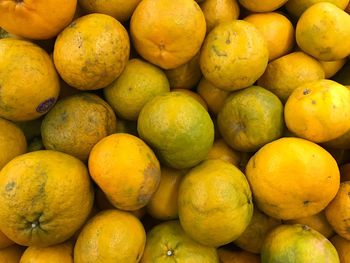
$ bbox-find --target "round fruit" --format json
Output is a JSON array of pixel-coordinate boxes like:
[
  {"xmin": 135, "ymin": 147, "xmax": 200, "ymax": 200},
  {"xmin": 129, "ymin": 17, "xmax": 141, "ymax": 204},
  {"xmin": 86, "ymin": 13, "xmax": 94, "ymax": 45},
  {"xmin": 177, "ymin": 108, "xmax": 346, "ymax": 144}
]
[
  {"xmin": 130, "ymin": 0, "xmax": 206, "ymax": 69},
  {"xmin": 104, "ymin": 59, "xmax": 170, "ymax": 121},
  {"xmin": 243, "ymin": 12, "xmax": 294, "ymax": 61},
  {"xmin": 178, "ymin": 159, "xmax": 253, "ymax": 247},
  {"xmin": 20, "ymin": 241, "xmax": 74, "ymax": 263},
  {"xmin": 238, "ymin": 0, "xmax": 288, "ymax": 12},
  {"xmin": 286, "ymin": 0, "xmax": 350, "ymax": 17},
  {"xmin": 246, "ymin": 137, "xmax": 340, "ymax": 220},
  {"xmin": 138, "ymin": 92, "xmax": 214, "ymax": 169},
  {"xmin": 218, "ymin": 86, "xmax": 284, "ymax": 152},
  {"xmin": 0, "ymin": 245, "xmax": 24, "ymax": 263},
  {"xmin": 0, "ymin": 0, "xmax": 76, "ymax": 39},
  {"xmin": 147, "ymin": 167, "xmax": 186, "ymax": 220},
  {"xmin": 200, "ymin": 20, "xmax": 269, "ymax": 91},
  {"xmin": 261, "ymin": 224, "xmax": 340, "ymax": 263},
  {"xmin": 78, "ymin": 0, "xmax": 141, "ymax": 22},
  {"xmin": 325, "ymin": 182, "xmax": 350, "ymax": 240},
  {"xmin": 89, "ymin": 133, "xmax": 161, "ymax": 211},
  {"xmin": 172, "ymin": 89, "xmax": 208, "ymax": 110},
  {"xmin": 218, "ymin": 249, "xmax": 260, "ymax": 263},
  {"xmin": 205, "ymin": 139, "xmax": 241, "ymax": 167},
  {"xmin": 296, "ymin": 2, "xmax": 350, "ymax": 61},
  {"xmin": 0, "ymin": 39, "xmax": 60, "ymax": 121},
  {"xmin": 0, "ymin": 118, "xmax": 27, "ymax": 170},
  {"xmin": 257, "ymin": 51, "xmax": 325, "ymax": 102},
  {"xmin": 285, "ymin": 79, "xmax": 350, "ymax": 143},
  {"xmin": 41, "ymin": 93, "xmax": 117, "ymax": 161},
  {"xmin": 141, "ymin": 221, "xmax": 218, "ymax": 262},
  {"xmin": 319, "ymin": 59, "xmax": 347, "ymax": 78},
  {"xmin": 331, "ymin": 235, "xmax": 350, "ymax": 263},
  {"xmin": 74, "ymin": 210, "xmax": 146, "ymax": 263},
  {"xmin": 0, "ymin": 150, "xmax": 94, "ymax": 246},
  {"xmin": 54, "ymin": 13, "xmax": 130, "ymax": 90}
]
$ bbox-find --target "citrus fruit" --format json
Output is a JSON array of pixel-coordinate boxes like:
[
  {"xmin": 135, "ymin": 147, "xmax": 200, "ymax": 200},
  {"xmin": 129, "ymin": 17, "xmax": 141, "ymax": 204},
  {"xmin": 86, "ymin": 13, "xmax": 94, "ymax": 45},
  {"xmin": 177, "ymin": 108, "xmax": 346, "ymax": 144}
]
[
  {"xmin": 0, "ymin": 245, "xmax": 24, "ymax": 263},
  {"xmin": 178, "ymin": 159, "xmax": 253, "ymax": 247},
  {"xmin": 205, "ymin": 139, "xmax": 241, "ymax": 167},
  {"xmin": 200, "ymin": 20, "xmax": 269, "ymax": 91},
  {"xmin": 141, "ymin": 221, "xmax": 218, "ymax": 262},
  {"xmin": 238, "ymin": 0, "xmax": 288, "ymax": 12},
  {"xmin": 319, "ymin": 59, "xmax": 347, "ymax": 78},
  {"xmin": 41, "ymin": 93, "xmax": 117, "ymax": 161},
  {"xmin": 78, "ymin": 0, "xmax": 141, "ymax": 22},
  {"xmin": 246, "ymin": 137, "xmax": 340, "ymax": 220},
  {"xmin": 137, "ymin": 92, "xmax": 214, "ymax": 169},
  {"xmin": 284, "ymin": 79, "xmax": 350, "ymax": 143},
  {"xmin": 171, "ymin": 89, "xmax": 208, "ymax": 110},
  {"xmin": 286, "ymin": 0, "xmax": 350, "ymax": 17},
  {"xmin": 218, "ymin": 249, "xmax": 260, "ymax": 263},
  {"xmin": 0, "ymin": 231, "xmax": 14, "ymax": 250},
  {"xmin": 147, "ymin": 167, "xmax": 186, "ymax": 220},
  {"xmin": 0, "ymin": 118, "xmax": 27, "ymax": 170},
  {"xmin": 296, "ymin": 2, "xmax": 350, "ymax": 61},
  {"xmin": 243, "ymin": 12, "xmax": 294, "ymax": 61},
  {"xmin": 331, "ymin": 235, "xmax": 350, "ymax": 263},
  {"xmin": 20, "ymin": 240, "xmax": 74, "ymax": 263},
  {"xmin": 325, "ymin": 182, "xmax": 350, "ymax": 240},
  {"xmin": 53, "ymin": 13, "xmax": 130, "ymax": 90},
  {"xmin": 200, "ymin": 0, "xmax": 240, "ymax": 33},
  {"xmin": 0, "ymin": 0, "xmax": 76, "ymax": 39},
  {"xmin": 257, "ymin": 51, "xmax": 325, "ymax": 102},
  {"xmin": 234, "ymin": 208, "xmax": 281, "ymax": 253},
  {"xmin": 0, "ymin": 39, "xmax": 60, "ymax": 121},
  {"xmin": 0, "ymin": 150, "xmax": 94, "ymax": 246},
  {"xmin": 104, "ymin": 58, "xmax": 170, "ymax": 121},
  {"xmin": 89, "ymin": 133, "xmax": 161, "ymax": 211},
  {"xmin": 218, "ymin": 86, "xmax": 284, "ymax": 152},
  {"xmin": 130, "ymin": 0, "xmax": 206, "ymax": 69},
  {"xmin": 261, "ymin": 224, "xmax": 340, "ymax": 263},
  {"xmin": 74, "ymin": 210, "xmax": 146, "ymax": 263}
]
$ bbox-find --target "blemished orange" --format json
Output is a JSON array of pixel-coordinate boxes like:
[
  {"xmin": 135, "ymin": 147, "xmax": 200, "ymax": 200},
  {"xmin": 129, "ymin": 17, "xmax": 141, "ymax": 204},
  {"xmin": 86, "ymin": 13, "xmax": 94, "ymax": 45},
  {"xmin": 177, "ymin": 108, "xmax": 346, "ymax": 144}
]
[
  {"xmin": 54, "ymin": 14, "xmax": 130, "ymax": 90},
  {"xmin": 243, "ymin": 12, "xmax": 295, "ymax": 61},
  {"xmin": 0, "ymin": 150, "xmax": 94, "ymax": 247},
  {"xmin": 246, "ymin": 137, "xmax": 340, "ymax": 220},
  {"xmin": 88, "ymin": 133, "xmax": 161, "ymax": 211},
  {"xmin": 331, "ymin": 235, "xmax": 350, "ymax": 263},
  {"xmin": 0, "ymin": 39, "xmax": 60, "ymax": 121},
  {"xmin": 238, "ymin": 0, "xmax": 288, "ymax": 12},
  {"xmin": 74, "ymin": 210, "xmax": 146, "ymax": 263},
  {"xmin": 325, "ymin": 182, "xmax": 350, "ymax": 240},
  {"xmin": 0, "ymin": 0, "xmax": 77, "ymax": 39},
  {"xmin": 178, "ymin": 159, "xmax": 253, "ymax": 247},
  {"xmin": 0, "ymin": 245, "xmax": 24, "ymax": 263},
  {"xmin": 218, "ymin": 249, "xmax": 261, "ymax": 263},
  {"xmin": 130, "ymin": 0, "xmax": 206, "ymax": 69},
  {"xmin": 20, "ymin": 240, "xmax": 74, "ymax": 263},
  {"xmin": 284, "ymin": 79, "xmax": 350, "ymax": 143}
]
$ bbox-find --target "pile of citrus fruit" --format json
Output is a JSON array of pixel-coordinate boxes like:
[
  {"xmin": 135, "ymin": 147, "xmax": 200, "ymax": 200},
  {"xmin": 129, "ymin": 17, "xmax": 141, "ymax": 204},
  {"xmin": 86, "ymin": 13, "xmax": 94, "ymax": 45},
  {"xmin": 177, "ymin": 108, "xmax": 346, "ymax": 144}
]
[{"xmin": 0, "ymin": 0, "xmax": 350, "ymax": 262}]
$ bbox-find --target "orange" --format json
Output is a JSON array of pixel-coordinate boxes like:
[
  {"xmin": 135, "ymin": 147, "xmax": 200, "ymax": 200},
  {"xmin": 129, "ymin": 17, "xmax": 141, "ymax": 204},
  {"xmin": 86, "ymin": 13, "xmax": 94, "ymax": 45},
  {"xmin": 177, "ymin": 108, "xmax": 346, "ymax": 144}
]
[
  {"xmin": 218, "ymin": 249, "xmax": 260, "ymax": 263},
  {"xmin": 141, "ymin": 221, "xmax": 218, "ymax": 262},
  {"xmin": 147, "ymin": 167, "xmax": 186, "ymax": 220},
  {"xmin": 200, "ymin": 0, "xmax": 240, "ymax": 33},
  {"xmin": 130, "ymin": 0, "xmax": 206, "ymax": 69},
  {"xmin": 165, "ymin": 53, "xmax": 202, "ymax": 90},
  {"xmin": 196, "ymin": 78, "xmax": 231, "ymax": 115},
  {"xmin": 238, "ymin": 0, "xmax": 288, "ymax": 12},
  {"xmin": 243, "ymin": 12, "xmax": 294, "ymax": 61},
  {"xmin": 0, "ymin": 245, "xmax": 24, "ymax": 263},
  {"xmin": 0, "ymin": 39, "xmax": 60, "ymax": 121},
  {"xmin": 285, "ymin": 211, "xmax": 334, "ymax": 238},
  {"xmin": 234, "ymin": 208, "xmax": 281, "ymax": 253},
  {"xmin": 74, "ymin": 210, "xmax": 146, "ymax": 263},
  {"xmin": 325, "ymin": 182, "xmax": 350, "ymax": 240},
  {"xmin": 171, "ymin": 89, "xmax": 208, "ymax": 110},
  {"xmin": 0, "ymin": 231, "xmax": 14, "ymax": 250},
  {"xmin": 104, "ymin": 58, "xmax": 170, "ymax": 121},
  {"xmin": 324, "ymin": 130, "xmax": 350, "ymax": 150},
  {"xmin": 319, "ymin": 59, "xmax": 347, "ymax": 78},
  {"xmin": 218, "ymin": 86, "xmax": 284, "ymax": 152},
  {"xmin": 0, "ymin": 118, "xmax": 27, "ymax": 170},
  {"xmin": 246, "ymin": 137, "xmax": 340, "ymax": 220},
  {"xmin": 54, "ymin": 14, "xmax": 130, "ymax": 90},
  {"xmin": 0, "ymin": 0, "xmax": 76, "ymax": 39},
  {"xmin": 20, "ymin": 241, "xmax": 74, "ymax": 263},
  {"xmin": 286, "ymin": 0, "xmax": 350, "ymax": 17},
  {"xmin": 257, "ymin": 51, "xmax": 325, "ymax": 102},
  {"xmin": 0, "ymin": 150, "xmax": 94, "ymax": 246},
  {"xmin": 285, "ymin": 79, "xmax": 350, "ymax": 143},
  {"xmin": 78, "ymin": 0, "xmax": 141, "ymax": 22},
  {"xmin": 331, "ymin": 235, "xmax": 350, "ymax": 263},
  {"xmin": 261, "ymin": 224, "xmax": 339, "ymax": 262},
  {"xmin": 89, "ymin": 133, "xmax": 161, "ymax": 211},
  {"xmin": 178, "ymin": 159, "xmax": 253, "ymax": 247},
  {"xmin": 41, "ymin": 93, "xmax": 117, "ymax": 161},
  {"xmin": 200, "ymin": 20, "xmax": 268, "ymax": 91},
  {"xmin": 137, "ymin": 92, "xmax": 214, "ymax": 169},
  {"xmin": 205, "ymin": 139, "xmax": 241, "ymax": 167},
  {"xmin": 296, "ymin": 2, "xmax": 350, "ymax": 61}
]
